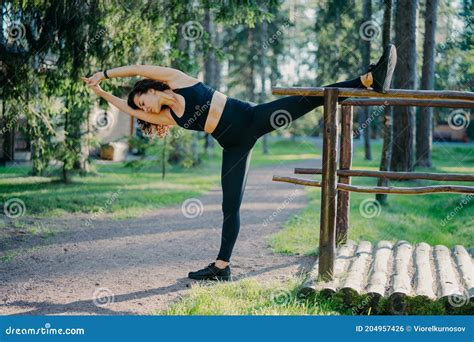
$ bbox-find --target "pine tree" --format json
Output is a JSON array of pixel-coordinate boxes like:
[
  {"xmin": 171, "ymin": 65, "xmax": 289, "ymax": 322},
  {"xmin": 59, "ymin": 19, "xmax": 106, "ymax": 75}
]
[
  {"xmin": 391, "ymin": 0, "xmax": 418, "ymax": 172},
  {"xmin": 416, "ymin": 0, "xmax": 438, "ymax": 167}
]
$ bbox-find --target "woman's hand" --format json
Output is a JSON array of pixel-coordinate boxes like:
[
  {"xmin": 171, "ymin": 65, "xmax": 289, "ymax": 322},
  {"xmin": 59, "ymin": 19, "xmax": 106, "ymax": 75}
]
[
  {"xmin": 81, "ymin": 71, "xmax": 105, "ymax": 86},
  {"xmin": 81, "ymin": 76, "xmax": 104, "ymax": 96}
]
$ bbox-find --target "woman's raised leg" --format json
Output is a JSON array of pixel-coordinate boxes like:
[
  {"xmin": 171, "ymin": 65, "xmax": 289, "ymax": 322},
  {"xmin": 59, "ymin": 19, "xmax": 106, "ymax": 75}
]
[{"xmin": 249, "ymin": 77, "xmax": 366, "ymax": 139}]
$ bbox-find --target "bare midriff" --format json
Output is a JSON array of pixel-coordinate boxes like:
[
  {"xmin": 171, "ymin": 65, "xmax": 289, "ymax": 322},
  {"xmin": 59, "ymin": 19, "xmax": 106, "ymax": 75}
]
[{"xmin": 204, "ymin": 90, "xmax": 227, "ymax": 134}]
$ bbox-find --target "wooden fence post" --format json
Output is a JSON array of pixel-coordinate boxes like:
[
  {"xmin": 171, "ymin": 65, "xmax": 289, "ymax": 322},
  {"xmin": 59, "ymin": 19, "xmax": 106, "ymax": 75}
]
[
  {"xmin": 319, "ymin": 88, "xmax": 339, "ymax": 281},
  {"xmin": 336, "ymin": 105, "xmax": 353, "ymax": 245}
]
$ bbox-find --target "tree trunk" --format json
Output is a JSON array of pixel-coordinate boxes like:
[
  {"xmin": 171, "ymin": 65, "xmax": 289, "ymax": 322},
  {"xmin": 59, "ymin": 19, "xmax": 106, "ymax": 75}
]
[
  {"xmin": 74, "ymin": 117, "xmax": 91, "ymax": 173},
  {"xmin": 391, "ymin": 0, "xmax": 418, "ymax": 172},
  {"xmin": 0, "ymin": 103, "xmax": 15, "ymax": 166},
  {"xmin": 260, "ymin": 19, "xmax": 269, "ymax": 155},
  {"xmin": 210, "ymin": 22, "xmax": 222, "ymax": 152},
  {"xmin": 246, "ymin": 29, "xmax": 256, "ymax": 104},
  {"xmin": 416, "ymin": 0, "xmax": 438, "ymax": 168},
  {"xmin": 362, "ymin": 0, "xmax": 372, "ymax": 161},
  {"xmin": 213, "ymin": 23, "xmax": 222, "ymax": 93},
  {"xmin": 62, "ymin": 95, "xmax": 70, "ymax": 183},
  {"xmin": 30, "ymin": 82, "xmax": 44, "ymax": 176},
  {"xmin": 203, "ymin": 5, "xmax": 216, "ymax": 155},
  {"xmin": 191, "ymin": 132, "xmax": 199, "ymax": 166},
  {"xmin": 187, "ymin": 7, "xmax": 200, "ymax": 167},
  {"xmin": 376, "ymin": 0, "xmax": 393, "ymax": 205},
  {"xmin": 0, "ymin": 9, "xmax": 9, "ymax": 167},
  {"xmin": 265, "ymin": 52, "xmax": 280, "ymax": 154},
  {"xmin": 169, "ymin": 24, "xmax": 189, "ymax": 166}
]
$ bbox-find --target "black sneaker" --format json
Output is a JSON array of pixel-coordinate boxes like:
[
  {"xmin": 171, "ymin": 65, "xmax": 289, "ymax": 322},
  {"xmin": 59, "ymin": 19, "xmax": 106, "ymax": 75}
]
[
  {"xmin": 188, "ymin": 262, "xmax": 232, "ymax": 281},
  {"xmin": 367, "ymin": 44, "xmax": 397, "ymax": 93}
]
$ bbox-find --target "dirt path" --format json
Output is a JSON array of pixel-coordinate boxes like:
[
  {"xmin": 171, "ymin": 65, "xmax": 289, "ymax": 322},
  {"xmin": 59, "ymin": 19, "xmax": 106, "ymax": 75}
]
[{"xmin": 0, "ymin": 158, "xmax": 320, "ymax": 315}]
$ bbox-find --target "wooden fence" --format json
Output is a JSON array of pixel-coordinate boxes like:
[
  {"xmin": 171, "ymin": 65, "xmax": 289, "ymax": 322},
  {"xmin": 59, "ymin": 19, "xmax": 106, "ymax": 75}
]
[{"xmin": 271, "ymin": 86, "xmax": 474, "ymax": 281}]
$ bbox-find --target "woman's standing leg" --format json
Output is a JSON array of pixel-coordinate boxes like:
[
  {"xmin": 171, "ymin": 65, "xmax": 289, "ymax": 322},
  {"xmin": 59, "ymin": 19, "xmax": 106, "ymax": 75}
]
[
  {"xmin": 249, "ymin": 77, "xmax": 366, "ymax": 139},
  {"xmin": 188, "ymin": 143, "xmax": 254, "ymax": 280},
  {"xmin": 216, "ymin": 144, "xmax": 255, "ymax": 262}
]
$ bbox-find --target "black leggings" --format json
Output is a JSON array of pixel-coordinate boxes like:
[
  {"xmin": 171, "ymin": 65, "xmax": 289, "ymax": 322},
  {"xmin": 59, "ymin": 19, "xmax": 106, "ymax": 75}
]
[{"xmin": 210, "ymin": 76, "xmax": 365, "ymax": 262}]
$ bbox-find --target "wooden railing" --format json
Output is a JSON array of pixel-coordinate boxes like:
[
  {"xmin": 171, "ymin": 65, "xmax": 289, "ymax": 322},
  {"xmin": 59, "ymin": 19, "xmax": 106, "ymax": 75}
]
[{"xmin": 271, "ymin": 86, "xmax": 474, "ymax": 281}]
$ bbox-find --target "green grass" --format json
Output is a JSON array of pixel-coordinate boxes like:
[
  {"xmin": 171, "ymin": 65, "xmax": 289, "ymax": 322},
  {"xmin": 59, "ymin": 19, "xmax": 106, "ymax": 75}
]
[
  {"xmin": 251, "ymin": 138, "xmax": 321, "ymax": 166},
  {"xmin": 159, "ymin": 276, "xmax": 468, "ymax": 315},
  {"xmin": 160, "ymin": 277, "xmax": 351, "ymax": 315},
  {"xmin": 270, "ymin": 141, "xmax": 474, "ymax": 255},
  {"xmin": 0, "ymin": 138, "xmax": 318, "ymax": 219}
]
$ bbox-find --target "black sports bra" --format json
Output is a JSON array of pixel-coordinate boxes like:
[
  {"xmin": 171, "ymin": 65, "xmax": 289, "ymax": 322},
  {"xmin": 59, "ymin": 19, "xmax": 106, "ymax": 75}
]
[{"xmin": 169, "ymin": 82, "xmax": 216, "ymax": 131}]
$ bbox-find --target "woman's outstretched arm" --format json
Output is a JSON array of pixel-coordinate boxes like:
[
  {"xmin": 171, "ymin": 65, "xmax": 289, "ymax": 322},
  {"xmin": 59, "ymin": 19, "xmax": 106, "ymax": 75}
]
[
  {"xmin": 81, "ymin": 81, "xmax": 171, "ymax": 125},
  {"xmin": 84, "ymin": 65, "xmax": 186, "ymax": 86},
  {"xmin": 105, "ymin": 65, "xmax": 185, "ymax": 81}
]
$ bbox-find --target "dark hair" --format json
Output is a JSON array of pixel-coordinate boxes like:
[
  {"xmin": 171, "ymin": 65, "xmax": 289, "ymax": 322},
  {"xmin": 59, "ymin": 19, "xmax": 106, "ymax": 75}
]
[
  {"xmin": 127, "ymin": 79, "xmax": 172, "ymax": 139},
  {"xmin": 127, "ymin": 78, "xmax": 170, "ymax": 109}
]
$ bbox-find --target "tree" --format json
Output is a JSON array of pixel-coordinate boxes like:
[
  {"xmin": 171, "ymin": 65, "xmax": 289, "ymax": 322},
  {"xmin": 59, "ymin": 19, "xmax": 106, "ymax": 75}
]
[
  {"xmin": 434, "ymin": 0, "xmax": 472, "ymax": 141},
  {"xmin": 53, "ymin": 0, "xmax": 103, "ymax": 181},
  {"xmin": 391, "ymin": 0, "xmax": 418, "ymax": 172},
  {"xmin": 203, "ymin": 5, "xmax": 218, "ymax": 154},
  {"xmin": 259, "ymin": 16, "xmax": 269, "ymax": 155},
  {"xmin": 313, "ymin": 0, "xmax": 363, "ymax": 85},
  {"xmin": 1, "ymin": 0, "xmax": 109, "ymax": 180},
  {"xmin": 361, "ymin": 0, "xmax": 372, "ymax": 161},
  {"xmin": 255, "ymin": 0, "xmax": 286, "ymax": 154},
  {"xmin": 416, "ymin": 0, "xmax": 438, "ymax": 168},
  {"xmin": 376, "ymin": 0, "xmax": 393, "ymax": 205}
]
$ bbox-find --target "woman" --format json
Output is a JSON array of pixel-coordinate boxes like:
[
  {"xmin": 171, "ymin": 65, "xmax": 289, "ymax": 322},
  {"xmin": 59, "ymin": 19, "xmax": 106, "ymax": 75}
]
[{"xmin": 82, "ymin": 44, "xmax": 397, "ymax": 281}]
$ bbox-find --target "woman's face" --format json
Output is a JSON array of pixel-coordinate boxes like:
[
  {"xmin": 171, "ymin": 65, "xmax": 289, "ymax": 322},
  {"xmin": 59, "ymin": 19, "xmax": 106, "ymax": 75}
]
[{"xmin": 134, "ymin": 89, "xmax": 162, "ymax": 113}]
